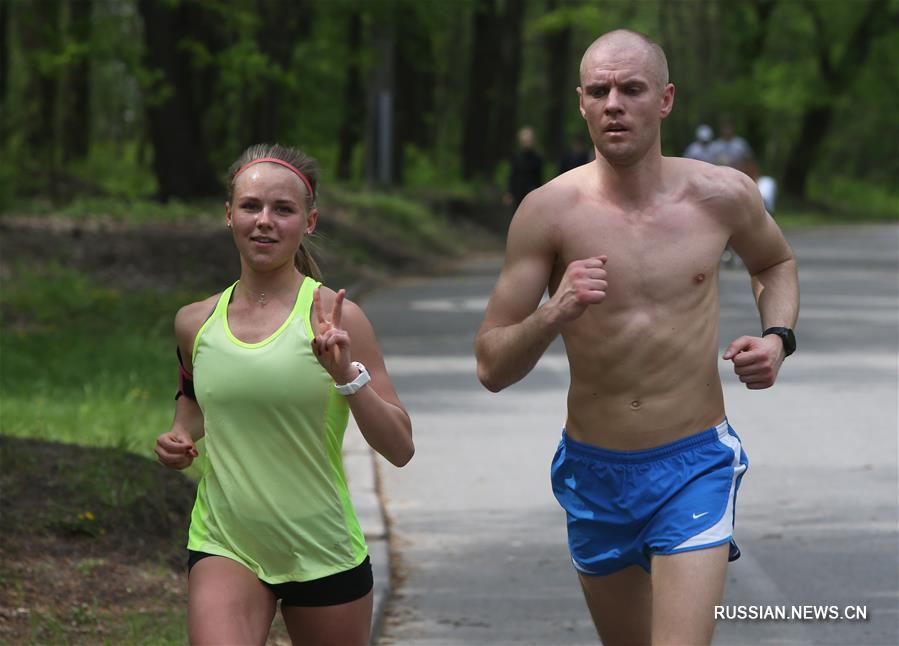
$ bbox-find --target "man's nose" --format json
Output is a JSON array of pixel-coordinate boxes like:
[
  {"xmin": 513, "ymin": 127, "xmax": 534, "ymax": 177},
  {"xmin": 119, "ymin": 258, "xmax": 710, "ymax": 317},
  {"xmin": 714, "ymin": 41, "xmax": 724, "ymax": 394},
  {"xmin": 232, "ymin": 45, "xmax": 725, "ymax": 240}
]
[{"xmin": 604, "ymin": 87, "xmax": 623, "ymax": 114}]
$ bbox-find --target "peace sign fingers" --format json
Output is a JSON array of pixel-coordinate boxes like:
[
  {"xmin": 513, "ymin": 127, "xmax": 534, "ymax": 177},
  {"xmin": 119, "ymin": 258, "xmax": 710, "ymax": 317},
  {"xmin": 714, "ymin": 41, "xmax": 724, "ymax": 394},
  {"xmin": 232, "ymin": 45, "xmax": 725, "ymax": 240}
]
[
  {"xmin": 331, "ymin": 289, "xmax": 345, "ymax": 330},
  {"xmin": 313, "ymin": 287, "xmax": 327, "ymax": 329},
  {"xmin": 313, "ymin": 287, "xmax": 346, "ymax": 332}
]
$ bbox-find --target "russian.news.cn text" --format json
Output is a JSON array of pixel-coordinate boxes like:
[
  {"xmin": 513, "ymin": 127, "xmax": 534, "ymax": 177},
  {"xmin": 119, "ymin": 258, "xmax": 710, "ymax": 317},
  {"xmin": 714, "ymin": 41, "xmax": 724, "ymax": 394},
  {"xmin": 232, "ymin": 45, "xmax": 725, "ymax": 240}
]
[{"xmin": 715, "ymin": 605, "xmax": 869, "ymax": 622}]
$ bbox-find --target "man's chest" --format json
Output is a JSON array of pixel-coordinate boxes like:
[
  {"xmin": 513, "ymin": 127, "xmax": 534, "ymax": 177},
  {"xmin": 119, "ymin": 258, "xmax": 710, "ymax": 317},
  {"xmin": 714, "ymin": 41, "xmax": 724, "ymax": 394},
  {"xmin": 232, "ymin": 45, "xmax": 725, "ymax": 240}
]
[{"xmin": 554, "ymin": 205, "xmax": 729, "ymax": 303}]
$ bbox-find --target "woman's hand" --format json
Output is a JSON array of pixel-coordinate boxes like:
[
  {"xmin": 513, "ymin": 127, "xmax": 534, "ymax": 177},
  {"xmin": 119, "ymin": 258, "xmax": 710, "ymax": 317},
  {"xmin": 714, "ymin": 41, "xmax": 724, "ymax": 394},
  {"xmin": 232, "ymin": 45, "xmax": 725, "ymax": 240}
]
[
  {"xmin": 155, "ymin": 431, "xmax": 198, "ymax": 469},
  {"xmin": 312, "ymin": 288, "xmax": 358, "ymax": 384}
]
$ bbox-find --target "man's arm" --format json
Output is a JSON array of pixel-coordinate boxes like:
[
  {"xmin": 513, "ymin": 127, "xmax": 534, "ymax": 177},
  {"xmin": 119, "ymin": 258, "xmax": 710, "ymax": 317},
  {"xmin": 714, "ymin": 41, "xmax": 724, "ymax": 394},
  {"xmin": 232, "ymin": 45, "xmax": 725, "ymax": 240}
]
[
  {"xmin": 723, "ymin": 173, "xmax": 799, "ymax": 389},
  {"xmin": 475, "ymin": 194, "xmax": 608, "ymax": 392}
]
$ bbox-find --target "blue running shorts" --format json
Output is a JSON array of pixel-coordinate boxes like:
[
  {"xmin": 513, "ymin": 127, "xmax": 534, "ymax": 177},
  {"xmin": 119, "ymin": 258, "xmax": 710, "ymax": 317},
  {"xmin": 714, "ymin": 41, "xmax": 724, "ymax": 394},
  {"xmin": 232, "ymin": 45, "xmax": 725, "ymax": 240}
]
[{"xmin": 550, "ymin": 419, "xmax": 748, "ymax": 576}]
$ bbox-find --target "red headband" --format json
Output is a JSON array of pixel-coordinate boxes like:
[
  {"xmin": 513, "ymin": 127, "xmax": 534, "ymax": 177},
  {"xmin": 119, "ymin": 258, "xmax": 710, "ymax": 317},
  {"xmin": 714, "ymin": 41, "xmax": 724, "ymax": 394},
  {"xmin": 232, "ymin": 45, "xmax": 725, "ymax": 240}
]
[{"xmin": 233, "ymin": 157, "xmax": 315, "ymax": 200}]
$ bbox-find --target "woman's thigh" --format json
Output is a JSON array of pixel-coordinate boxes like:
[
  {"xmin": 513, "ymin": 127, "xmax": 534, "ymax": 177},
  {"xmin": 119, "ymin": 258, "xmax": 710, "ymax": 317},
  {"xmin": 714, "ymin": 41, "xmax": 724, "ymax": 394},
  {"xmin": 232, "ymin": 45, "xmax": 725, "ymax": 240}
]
[
  {"xmin": 280, "ymin": 590, "xmax": 373, "ymax": 646},
  {"xmin": 188, "ymin": 555, "xmax": 277, "ymax": 646}
]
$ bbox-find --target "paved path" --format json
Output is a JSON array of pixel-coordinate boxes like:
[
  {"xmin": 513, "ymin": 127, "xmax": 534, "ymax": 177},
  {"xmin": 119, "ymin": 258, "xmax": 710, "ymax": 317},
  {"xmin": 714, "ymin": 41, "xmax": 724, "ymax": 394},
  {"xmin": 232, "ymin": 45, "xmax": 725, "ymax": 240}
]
[{"xmin": 355, "ymin": 225, "xmax": 897, "ymax": 645}]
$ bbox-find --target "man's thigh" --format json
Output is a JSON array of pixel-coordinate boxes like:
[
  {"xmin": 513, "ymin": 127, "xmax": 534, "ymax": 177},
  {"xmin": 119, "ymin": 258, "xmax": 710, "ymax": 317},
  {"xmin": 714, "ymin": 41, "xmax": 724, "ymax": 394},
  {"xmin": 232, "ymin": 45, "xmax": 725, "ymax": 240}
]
[
  {"xmin": 578, "ymin": 565, "xmax": 653, "ymax": 646},
  {"xmin": 651, "ymin": 543, "xmax": 729, "ymax": 646},
  {"xmin": 188, "ymin": 555, "xmax": 277, "ymax": 645}
]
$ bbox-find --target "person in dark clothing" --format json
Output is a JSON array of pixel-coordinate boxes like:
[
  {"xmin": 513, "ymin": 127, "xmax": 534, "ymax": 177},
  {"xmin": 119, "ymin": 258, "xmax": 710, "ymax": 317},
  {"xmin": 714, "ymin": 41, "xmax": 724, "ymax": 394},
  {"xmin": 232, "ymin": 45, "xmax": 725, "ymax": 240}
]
[
  {"xmin": 558, "ymin": 134, "xmax": 592, "ymax": 175},
  {"xmin": 504, "ymin": 126, "xmax": 544, "ymax": 210}
]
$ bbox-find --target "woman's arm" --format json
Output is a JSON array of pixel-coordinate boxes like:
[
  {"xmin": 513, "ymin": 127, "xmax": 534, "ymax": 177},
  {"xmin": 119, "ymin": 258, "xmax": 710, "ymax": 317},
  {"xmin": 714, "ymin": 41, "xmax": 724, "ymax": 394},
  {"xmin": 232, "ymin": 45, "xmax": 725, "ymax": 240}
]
[
  {"xmin": 312, "ymin": 288, "xmax": 413, "ymax": 467},
  {"xmin": 154, "ymin": 297, "xmax": 216, "ymax": 469}
]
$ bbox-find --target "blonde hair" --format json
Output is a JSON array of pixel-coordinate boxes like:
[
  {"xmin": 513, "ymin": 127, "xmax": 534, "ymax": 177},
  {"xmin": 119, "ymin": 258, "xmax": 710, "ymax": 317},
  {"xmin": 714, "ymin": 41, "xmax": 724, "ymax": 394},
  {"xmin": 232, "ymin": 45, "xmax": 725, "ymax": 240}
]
[{"xmin": 227, "ymin": 143, "xmax": 323, "ymax": 281}]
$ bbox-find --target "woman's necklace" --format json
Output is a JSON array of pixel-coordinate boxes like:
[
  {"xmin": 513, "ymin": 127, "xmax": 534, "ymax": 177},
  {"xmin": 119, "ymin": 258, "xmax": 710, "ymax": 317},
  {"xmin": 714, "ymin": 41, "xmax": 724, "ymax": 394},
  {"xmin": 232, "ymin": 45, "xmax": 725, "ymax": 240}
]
[{"xmin": 241, "ymin": 284, "xmax": 267, "ymax": 306}]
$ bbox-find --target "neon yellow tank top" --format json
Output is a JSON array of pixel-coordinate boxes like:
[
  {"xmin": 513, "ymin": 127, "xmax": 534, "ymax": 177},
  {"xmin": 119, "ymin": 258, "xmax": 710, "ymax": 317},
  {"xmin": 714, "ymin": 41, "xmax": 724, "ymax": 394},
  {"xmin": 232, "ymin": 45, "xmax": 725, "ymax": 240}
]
[{"xmin": 187, "ymin": 277, "xmax": 367, "ymax": 583}]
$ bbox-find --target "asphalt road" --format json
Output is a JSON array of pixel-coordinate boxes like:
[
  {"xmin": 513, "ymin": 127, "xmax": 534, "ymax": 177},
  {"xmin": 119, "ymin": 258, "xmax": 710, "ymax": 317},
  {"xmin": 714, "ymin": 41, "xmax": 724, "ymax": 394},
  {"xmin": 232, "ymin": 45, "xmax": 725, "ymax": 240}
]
[{"xmin": 362, "ymin": 225, "xmax": 898, "ymax": 645}]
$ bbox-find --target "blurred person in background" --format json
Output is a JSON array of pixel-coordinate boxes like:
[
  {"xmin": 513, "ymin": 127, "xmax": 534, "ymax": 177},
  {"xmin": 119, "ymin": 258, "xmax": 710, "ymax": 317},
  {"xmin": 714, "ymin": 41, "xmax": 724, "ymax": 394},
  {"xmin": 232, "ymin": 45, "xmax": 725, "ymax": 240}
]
[
  {"xmin": 504, "ymin": 126, "xmax": 545, "ymax": 210},
  {"xmin": 559, "ymin": 133, "xmax": 593, "ymax": 175},
  {"xmin": 683, "ymin": 124, "xmax": 717, "ymax": 164}
]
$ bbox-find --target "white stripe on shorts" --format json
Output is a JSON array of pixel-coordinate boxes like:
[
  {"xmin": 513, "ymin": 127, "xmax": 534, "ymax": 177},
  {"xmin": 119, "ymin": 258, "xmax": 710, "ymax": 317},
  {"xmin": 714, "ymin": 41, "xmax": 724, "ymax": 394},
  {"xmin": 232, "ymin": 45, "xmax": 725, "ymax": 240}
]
[{"xmin": 671, "ymin": 423, "xmax": 746, "ymax": 552}]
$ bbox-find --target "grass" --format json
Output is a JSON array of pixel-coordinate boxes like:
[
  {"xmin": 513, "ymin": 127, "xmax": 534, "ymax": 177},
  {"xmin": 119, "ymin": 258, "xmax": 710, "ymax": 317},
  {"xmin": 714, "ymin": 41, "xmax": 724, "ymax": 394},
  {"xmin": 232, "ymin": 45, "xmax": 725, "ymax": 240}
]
[
  {"xmin": 1, "ymin": 264, "xmax": 201, "ymax": 456},
  {"xmin": 773, "ymin": 176, "xmax": 899, "ymax": 228}
]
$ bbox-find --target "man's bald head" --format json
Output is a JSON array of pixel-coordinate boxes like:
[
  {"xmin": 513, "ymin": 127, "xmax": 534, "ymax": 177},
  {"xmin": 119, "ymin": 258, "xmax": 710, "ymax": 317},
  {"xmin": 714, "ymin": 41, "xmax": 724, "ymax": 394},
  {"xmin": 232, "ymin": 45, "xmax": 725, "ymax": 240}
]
[{"xmin": 580, "ymin": 29, "xmax": 669, "ymax": 88}]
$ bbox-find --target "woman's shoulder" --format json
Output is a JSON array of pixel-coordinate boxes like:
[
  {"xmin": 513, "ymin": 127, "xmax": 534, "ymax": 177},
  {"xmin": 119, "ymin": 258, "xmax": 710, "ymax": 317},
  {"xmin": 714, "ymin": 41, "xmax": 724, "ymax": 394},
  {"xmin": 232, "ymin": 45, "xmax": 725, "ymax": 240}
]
[
  {"xmin": 312, "ymin": 284, "xmax": 367, "ymax": 326},
  {"xmin": 175, "ymin": 293, "xmax": 222, "ymax": 345}
]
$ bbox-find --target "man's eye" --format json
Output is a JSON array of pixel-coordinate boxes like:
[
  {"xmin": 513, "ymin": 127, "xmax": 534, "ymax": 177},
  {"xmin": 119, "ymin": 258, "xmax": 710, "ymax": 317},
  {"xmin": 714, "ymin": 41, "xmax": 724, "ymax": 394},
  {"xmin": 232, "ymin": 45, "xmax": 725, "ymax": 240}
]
[{"xmin": 592, "ymin": 88, "xmax": 608, "ymax": 97}]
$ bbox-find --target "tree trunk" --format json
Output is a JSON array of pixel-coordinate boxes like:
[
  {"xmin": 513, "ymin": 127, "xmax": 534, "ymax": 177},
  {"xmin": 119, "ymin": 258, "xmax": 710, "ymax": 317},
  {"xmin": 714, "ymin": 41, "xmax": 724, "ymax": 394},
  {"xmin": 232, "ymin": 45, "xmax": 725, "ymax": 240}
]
[
  {"xmin": 0, "ymin": 1, "xmax": 9, "ymax": 116},
  {"xmin": 63, "ymin": 0, "xmax": 91, "ymax": 161},
  {"xmin": 541, "ymin": 2, "xmax": 571, "ymax": 166},
  {"xmin": 461, "ymin": 0, "xmax": 499, "ymax": 180},
  {"xmin": 20, "ymin": 1, "xmax": 61, "ymax": 160},
  {"xmin": 782, "ymin": 0, "xmax": 886, "ymax": 198},
  {"xmin": 137, "ymin": 0, "xmax": 220, "ymax": 199},
  {"xmin": 249, "ymin": 0, "xmax": 312, "ymax": 145},
  {"xmin": 488, "ymin": 0, "xmax": 525, "ymax": 173},
  {"xmin": 740, "ymin": 0, "xmax": 776, "ymax": 163},
  {"xmin": 336, "ymin": 7, "xmax": 363, "ymax": 181},
  {"xmin": 393, "ymin": 7, "xmax": 435, "ymax": 185},
  {"xmin": 364, "ymin": 16, "xmax": 395, "ymax": 187}
]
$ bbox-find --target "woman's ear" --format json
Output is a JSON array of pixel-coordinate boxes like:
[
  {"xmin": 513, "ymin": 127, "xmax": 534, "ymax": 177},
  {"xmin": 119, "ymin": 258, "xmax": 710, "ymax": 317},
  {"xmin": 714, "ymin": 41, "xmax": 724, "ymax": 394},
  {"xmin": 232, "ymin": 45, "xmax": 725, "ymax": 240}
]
[
  {"xmin": 225, "ymin": 202, "xmax": 232, "ymax": 228},
  {"xmin": 305, "ymin": 208, "xmax": 318, "ymax": 235}
]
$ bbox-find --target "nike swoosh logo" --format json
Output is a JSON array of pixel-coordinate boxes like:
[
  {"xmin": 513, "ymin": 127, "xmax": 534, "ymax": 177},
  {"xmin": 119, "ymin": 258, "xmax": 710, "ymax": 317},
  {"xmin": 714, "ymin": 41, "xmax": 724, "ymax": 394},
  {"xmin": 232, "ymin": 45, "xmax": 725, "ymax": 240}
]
[{"xmin": 693, "ymin": 512, "xmax": 709, "ymax": 519}]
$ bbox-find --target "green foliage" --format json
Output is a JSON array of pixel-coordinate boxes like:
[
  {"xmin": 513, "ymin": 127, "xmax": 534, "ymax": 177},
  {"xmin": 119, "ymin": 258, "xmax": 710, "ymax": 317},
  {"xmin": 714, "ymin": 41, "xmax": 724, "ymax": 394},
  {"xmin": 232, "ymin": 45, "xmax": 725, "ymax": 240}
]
[
  {"xmin": 0, "ymin": 0, "xmax": 896, "ymax": 209},
  {"xmin": 326, "ymin": 185, "xmax": 454, "ymax": 251},
  {"xmin": 0, "ymin": 264, "xmax": 201, "ymax": 455},
  {"xmin": 807, "ymin": 177, "xmax": 899, "ymax": 222}
]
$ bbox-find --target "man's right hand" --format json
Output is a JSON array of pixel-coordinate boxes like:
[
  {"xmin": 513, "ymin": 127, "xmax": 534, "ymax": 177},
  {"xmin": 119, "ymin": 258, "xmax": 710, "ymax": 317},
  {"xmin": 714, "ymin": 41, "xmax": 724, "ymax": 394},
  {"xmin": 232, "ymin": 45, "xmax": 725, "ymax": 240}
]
[
  {"xmin": 546, "ymin": 255, "xmax": 608, "ymax": 324},
  {"xmin": 155, "ymin": 431, "xmax": 198, "ymax": 470}
]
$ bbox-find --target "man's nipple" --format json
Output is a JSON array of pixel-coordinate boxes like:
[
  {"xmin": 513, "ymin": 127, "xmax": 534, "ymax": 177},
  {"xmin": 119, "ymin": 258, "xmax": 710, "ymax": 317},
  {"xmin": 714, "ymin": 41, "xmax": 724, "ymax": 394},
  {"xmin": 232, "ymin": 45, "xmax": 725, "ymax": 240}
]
[{"xmin": 694, "ymin": 273, "xmax": 706, "ymax": 284}]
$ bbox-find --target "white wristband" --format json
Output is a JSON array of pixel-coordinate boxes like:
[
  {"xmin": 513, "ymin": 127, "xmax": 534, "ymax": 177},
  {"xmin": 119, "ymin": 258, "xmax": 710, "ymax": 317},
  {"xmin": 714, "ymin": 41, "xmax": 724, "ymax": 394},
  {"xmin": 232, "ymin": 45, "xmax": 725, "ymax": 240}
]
[{"xmin": 334, "ymin": 361, "xmax": 370, "ymax": 396}]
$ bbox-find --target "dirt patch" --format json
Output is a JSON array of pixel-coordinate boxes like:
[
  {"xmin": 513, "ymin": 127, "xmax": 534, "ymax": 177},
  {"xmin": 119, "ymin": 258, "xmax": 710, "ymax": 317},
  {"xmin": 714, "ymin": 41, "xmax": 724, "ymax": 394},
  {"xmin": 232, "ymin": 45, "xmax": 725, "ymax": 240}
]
[
  {"xmin": 0, "ymin": 210, "xmax": 486, "ymax": 294},
  {"xmin": 0, "ymin": 437, "xmax": 296, "ymax": 644},
  {"xmin": 0, "ymin": 436, "xmax": 194, "ymax": 643}
]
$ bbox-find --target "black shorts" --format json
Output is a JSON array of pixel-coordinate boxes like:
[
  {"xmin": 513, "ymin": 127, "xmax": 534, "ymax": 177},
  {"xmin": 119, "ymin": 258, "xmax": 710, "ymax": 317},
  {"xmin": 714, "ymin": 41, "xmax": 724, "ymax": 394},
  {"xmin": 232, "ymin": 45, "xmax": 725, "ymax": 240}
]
[{"xmin": 187, "ymin": 551, "xmax": 373, "ymax": 607}]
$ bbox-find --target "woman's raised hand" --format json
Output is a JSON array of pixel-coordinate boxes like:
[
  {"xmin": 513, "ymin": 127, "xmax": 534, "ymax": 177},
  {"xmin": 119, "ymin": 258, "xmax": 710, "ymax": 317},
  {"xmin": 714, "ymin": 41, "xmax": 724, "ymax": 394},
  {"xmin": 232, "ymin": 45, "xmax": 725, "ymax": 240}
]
[{"xmin": 312, "ymin": 288, "xmax": 357, "ymax": 384}]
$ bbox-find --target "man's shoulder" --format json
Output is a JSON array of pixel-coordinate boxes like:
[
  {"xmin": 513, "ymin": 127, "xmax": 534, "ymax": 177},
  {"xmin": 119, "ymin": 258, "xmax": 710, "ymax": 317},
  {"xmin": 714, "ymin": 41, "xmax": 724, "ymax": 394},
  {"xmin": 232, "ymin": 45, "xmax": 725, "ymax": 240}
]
[
  {"xmin": 508, "ymin": 170, "xmax": 592, "ymax": 245},
  {"xmin": 670, "ymin": 157, "xmax": 754, "ymax": 201}
]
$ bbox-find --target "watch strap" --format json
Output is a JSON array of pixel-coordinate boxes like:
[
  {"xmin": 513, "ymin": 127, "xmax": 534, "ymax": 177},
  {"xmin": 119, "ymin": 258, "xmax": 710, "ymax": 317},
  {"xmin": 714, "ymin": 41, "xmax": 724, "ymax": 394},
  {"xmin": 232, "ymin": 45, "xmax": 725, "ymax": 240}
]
[
  {"xmin": 762, "ymin": 327, "xmax": 796, "ymax": 357},
  {"xmin": 335, "ymin": 361, "xmax": 370, "ymax": 395}
]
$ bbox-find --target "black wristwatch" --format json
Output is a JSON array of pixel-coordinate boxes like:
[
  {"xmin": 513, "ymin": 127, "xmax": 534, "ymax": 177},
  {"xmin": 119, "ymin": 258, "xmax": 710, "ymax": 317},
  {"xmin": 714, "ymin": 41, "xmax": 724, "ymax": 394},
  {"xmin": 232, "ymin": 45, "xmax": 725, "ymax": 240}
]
[{"xmin": 763, "ymin": 327, "xmax": 796, "ymax": 357}]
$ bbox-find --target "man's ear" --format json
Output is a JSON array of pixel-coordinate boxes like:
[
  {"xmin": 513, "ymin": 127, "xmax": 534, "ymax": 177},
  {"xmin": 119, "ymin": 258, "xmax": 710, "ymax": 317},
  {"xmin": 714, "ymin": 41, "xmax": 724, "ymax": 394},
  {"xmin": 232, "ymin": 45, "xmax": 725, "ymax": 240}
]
[
  {"xmin": 577, "ymin": 86, "xmax": 587, "ymax": 119},
  {"xmin": 660, "ymin": 83, "xmax": 675, "ymax": 119}
]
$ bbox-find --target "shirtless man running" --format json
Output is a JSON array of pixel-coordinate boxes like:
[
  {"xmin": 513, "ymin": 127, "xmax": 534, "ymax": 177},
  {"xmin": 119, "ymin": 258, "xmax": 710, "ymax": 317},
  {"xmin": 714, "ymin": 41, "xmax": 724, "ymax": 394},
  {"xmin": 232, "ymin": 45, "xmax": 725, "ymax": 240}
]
[{"xmin": 475, "ymin": 29, "xmax": 798, "ymax": 645}]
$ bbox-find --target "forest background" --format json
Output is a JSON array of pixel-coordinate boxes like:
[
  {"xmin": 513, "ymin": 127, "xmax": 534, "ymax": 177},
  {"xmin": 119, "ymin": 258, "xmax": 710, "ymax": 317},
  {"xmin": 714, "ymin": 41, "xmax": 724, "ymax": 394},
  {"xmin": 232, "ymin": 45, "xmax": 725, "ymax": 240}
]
[
  {"xmin": 0, "ymin": 0, "xmax": 897, "ymax": 643},
  {"xmin": 2, "ymin": 0, "xmax": 898, "ymax": 213}
]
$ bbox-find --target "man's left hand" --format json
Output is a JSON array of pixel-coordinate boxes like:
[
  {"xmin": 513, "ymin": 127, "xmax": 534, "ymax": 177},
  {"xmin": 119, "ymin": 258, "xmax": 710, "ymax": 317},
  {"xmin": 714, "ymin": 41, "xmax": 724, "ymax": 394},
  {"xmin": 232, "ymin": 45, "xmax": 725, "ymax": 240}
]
[{"xmin": 723, "ymin": 335, "xmax": 785, "ymax": 390}]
